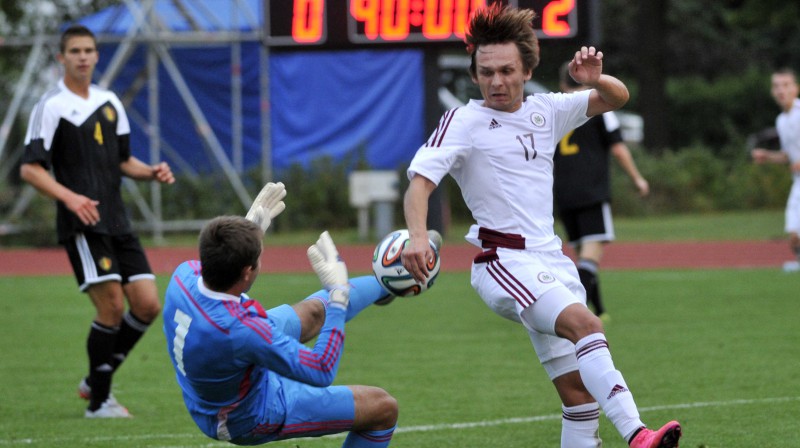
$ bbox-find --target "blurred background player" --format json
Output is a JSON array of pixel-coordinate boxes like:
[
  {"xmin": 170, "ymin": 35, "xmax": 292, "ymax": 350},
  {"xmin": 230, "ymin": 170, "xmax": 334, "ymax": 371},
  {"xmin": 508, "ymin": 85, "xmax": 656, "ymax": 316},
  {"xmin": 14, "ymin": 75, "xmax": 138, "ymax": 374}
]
[
  {"xmin": 163, "ymin": 182, "xmax": 399, "ymax": 447},
  {"xmin": 401, "ymin": 5, "xmax": 680, "ymax": 447},
  {"xmin": 19, "ymin": 24, "xmax": 174, "ymax": 418},
  {"xmin": 554, "ymin": 61, "xmax": 650, "ymax": 320},
  {"xmin": 751, "ymin": 68, "xmax": 800, "ymax": 272}
]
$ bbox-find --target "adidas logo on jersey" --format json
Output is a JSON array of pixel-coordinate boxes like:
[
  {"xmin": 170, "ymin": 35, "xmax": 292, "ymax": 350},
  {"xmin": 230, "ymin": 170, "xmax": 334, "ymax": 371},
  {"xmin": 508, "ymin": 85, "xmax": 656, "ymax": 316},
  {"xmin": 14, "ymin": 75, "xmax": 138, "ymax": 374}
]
[{"xmin": 489, "ymin": 118, "xmax": 502, "ymax": 130}]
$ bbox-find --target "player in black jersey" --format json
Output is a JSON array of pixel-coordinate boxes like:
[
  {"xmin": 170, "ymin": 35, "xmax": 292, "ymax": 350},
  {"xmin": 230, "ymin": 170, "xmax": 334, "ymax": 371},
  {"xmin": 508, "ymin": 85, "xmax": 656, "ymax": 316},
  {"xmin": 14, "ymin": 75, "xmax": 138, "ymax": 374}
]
[
  {"xmin": 553, "ymin": 62, "xmax": 649, "ymax": 321},
  {"xmin": 20, "ymin": 25, "xmax": 175, "ymax": 418}
]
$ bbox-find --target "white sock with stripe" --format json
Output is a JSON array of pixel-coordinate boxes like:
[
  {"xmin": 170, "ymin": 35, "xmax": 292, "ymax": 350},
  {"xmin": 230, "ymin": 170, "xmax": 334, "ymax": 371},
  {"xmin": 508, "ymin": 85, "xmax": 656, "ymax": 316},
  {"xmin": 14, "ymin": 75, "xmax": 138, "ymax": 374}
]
[
  {"xmin": 561, "ymin": 402, "xmax": 601, "ymax": 447},
  {"xmin": 575, "ymin": 333, "xmax": 644, "ymax": 440}
]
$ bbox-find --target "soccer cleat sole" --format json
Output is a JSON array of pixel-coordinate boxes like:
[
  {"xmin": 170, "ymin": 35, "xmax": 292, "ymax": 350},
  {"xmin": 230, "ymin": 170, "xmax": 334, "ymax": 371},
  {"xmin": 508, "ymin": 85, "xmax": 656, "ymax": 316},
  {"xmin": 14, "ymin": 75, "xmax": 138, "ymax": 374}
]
[
  {"xmin": 374, "ymin": 294, "xmax": 396, "ymax": 306},
  {"xmin": 658, "ymin": 424, "xmax": 682, "ymax": 447}
]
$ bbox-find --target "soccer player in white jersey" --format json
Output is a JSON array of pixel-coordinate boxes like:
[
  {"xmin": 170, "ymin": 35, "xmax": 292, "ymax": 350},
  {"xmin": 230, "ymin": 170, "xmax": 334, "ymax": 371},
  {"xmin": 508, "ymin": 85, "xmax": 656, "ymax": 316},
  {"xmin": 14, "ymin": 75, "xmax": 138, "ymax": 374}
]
[
  {"xmin": 751, "ymin": 68, "xmax": 800, "ymax": 272},
  {"xmin": 20, "ymin": 24, "xmax": 174, "ymax": 418},
  {"xmin": 401, "ymin": 5, "xmax": 681, "ymax": 447}
]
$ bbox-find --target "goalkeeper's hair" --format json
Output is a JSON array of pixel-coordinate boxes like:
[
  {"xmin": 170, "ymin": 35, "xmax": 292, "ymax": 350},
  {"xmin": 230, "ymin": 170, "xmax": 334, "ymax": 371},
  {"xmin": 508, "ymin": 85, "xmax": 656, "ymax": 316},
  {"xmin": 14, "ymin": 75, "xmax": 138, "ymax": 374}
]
[
  {"xmin": 199, "ymin": 216, "xmax": 262, "ymax": 292},
  {"xmin": 465, "ymin": 3, "xmax": 539, "ymax": 79}
]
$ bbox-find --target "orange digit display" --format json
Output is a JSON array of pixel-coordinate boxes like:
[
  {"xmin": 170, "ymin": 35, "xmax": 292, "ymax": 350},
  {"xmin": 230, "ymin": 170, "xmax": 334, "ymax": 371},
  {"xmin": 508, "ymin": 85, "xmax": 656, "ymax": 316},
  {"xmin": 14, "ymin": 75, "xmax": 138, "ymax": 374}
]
[
  {"xmin": 266, "ymin": 1, "xmax": 578, "ymax": 47},
  {"xmin": 381, "ymin": 0, "xmax": 411, "ymax": 41},
  {"xmin": 541, "ymin": 0, "xmax": 573, "ymax": 37},
  {"xmin": 292, "ymin": 0, "xmax": 325, "ymax": 43},
  {"xmin": 351, "ymin": 0, "xmax": 381, "ymax": 39},
  {"xmin": 421, "ymin": 0, "xmax": 453, "ymax": 40},
  {"xmin": 453, "ymin": 0, "xmax": 486, "ymax": 39}
]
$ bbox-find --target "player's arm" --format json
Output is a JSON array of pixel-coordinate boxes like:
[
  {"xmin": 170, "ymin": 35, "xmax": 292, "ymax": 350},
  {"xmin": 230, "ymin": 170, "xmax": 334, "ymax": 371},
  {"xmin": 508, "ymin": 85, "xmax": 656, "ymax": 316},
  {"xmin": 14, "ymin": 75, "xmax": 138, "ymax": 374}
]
[
  {"xmin": 751, "ymin": 147, "xmax": 790, "ymax": 165},
  {"xmin": 20, "ymin": 162, "xmax": 100, "ymax": 226},
  {"xmin": 568, "ymin": 46, "xmax": 629, "ymax": 117},
  {"xmin": 241, "ymin": 305, "xmax": 346, "ymax": 387},
  {"xmin": 611, "ymin": 142, "xmax": 649, "ymax": 196},
  {"xmin": 402, "ymin": 175, "xmax": 437, "ymax": 283},
  {"xmin": 119, "ymin": 155, "xmax": 175, "ymax": 184},
  {"xmin": 244, "ymin": 231, "xmax": 350, "ymax": 387}
]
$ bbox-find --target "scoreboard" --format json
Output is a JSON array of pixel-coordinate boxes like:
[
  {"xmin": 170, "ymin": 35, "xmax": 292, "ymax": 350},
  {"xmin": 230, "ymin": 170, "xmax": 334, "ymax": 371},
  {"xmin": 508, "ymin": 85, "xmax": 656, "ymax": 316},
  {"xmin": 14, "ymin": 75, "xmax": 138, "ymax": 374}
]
[{"xmin": 265, "ymin": 0, "xmax": 579, "ymax": 48}]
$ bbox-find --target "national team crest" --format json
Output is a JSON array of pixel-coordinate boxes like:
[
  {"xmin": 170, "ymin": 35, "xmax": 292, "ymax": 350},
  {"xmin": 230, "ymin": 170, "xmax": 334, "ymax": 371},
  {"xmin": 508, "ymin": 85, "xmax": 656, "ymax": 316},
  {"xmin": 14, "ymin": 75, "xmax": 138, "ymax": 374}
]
[
  {"xmin": 98, "ymin": 257, "xmax": 113, "ymax": 272},
  {"xmin": 537, "ymin": 272, "xmax": 555, "ymax": 283},
  {"xmin": 530, "ymin": 113, "xmax": 545, "ymax": 127},
  {"xmin": 102, "ymin": 105, "xmax": 116, "ymax": 122}
]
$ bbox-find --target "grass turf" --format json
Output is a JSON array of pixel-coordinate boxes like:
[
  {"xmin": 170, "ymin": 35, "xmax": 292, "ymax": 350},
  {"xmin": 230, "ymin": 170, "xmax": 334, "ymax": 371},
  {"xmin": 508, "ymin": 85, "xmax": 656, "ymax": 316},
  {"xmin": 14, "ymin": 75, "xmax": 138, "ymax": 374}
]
[{"xmin": 1, "ymin": 268, "xmax": 798, "ymax": 447}]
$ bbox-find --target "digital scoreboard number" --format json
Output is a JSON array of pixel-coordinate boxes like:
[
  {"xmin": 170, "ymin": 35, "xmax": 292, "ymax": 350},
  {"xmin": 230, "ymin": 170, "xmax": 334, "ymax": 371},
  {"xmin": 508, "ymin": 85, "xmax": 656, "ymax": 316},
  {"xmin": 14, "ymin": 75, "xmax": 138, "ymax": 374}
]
[{"xmin": 265, "ymin": 0, "xmax": 578, "ymax": 48}]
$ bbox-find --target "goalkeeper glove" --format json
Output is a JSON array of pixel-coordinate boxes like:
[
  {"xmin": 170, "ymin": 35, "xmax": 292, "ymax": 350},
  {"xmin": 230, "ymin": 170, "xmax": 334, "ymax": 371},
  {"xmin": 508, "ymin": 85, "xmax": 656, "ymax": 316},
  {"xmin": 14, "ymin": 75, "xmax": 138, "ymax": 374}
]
[
  {"xmin": 245, "ymin": 182, "xmax": 287, "ymax": 234},
  {"xmin": 306, "ymin": 231, "xmax": 349, "ymax": 309}
]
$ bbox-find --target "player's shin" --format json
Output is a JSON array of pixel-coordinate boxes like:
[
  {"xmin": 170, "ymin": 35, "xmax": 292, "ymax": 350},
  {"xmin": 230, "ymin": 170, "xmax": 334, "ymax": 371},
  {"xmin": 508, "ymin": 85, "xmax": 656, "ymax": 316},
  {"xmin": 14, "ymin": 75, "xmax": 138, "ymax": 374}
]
[
  {"xmin": 344, "ymin": 276, "xmax": 393, "ymax": 321},
  {"xmin": 342, "ymin": 425, "xmax": 396, "ymax": 448},
  {"xmin": 561, "ymin": 403, "xmax": 602, "ymax": 448},
  {"xmin": 574, "ymin": 333, "xmax": 644, "ymax": 440}
]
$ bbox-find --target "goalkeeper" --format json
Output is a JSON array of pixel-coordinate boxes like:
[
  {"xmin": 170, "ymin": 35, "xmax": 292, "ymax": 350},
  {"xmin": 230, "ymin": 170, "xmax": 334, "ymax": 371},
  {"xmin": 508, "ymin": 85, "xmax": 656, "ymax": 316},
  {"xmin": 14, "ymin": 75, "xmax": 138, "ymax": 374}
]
[{"xmin": 163, "ymin": 182, "xmax": 398, "ymax": 447}]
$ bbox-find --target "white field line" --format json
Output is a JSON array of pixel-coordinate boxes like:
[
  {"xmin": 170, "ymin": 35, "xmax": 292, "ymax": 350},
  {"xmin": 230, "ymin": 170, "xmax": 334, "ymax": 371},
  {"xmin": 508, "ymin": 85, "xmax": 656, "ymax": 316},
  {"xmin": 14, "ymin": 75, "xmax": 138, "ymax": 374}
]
[{"xmin": 1, "ymin": 396, "xmax": 798, "ymax": 446}]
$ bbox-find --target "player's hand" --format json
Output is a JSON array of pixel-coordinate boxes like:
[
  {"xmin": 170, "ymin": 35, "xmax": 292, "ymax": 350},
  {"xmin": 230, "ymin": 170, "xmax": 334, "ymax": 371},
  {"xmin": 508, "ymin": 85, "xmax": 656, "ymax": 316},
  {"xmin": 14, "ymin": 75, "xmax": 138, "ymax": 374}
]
[
  {"xmin": 402, "ymin": 233, "xmax": 434, "ymax": 284},
  {"xmin": 65, "ymin": 193, "xmax": 100, "ymax": 226},
  {"xmin": 568, "ymin": 46, "xmax": 603, "ymax": 86},
  {"xmin": 307, "ymin": 231, "xmax": 349, "ymax": 308},
  {"xmin": 152, "ymin": 162, "xmax": 175, "ymax": 184},
  {"xmin": 246, "ymin": 182, "xmax": 287, "ymax": 234},
  {"xmin": 634, "ymin": 177, "xmax": 650, "ymax": 197},
  {"xmin": 751, "ymin": 148, "xmax": 768, "ymax": 164}
]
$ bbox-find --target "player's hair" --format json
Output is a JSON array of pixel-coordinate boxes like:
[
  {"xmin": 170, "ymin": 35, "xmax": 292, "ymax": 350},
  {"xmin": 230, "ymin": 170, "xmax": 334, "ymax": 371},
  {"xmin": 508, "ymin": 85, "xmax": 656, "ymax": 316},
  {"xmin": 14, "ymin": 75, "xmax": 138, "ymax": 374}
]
[
  {"xmin": 559, "ymin": 61, "xmax": 581, "ymax": 89},
  {"xmin": 773, "ymin": 67, "xmax": 797, "ymax": 82},
  {"xmin": 465, "ymin": 3, "xmax": 540, "ymax": 78},
  {"xmin": 59, "ymin": 24, "xmax": 96, "ymax": 54},
  {"xmin": 199, "ymin": 216, "xmax": 262, "ymax": 292}
]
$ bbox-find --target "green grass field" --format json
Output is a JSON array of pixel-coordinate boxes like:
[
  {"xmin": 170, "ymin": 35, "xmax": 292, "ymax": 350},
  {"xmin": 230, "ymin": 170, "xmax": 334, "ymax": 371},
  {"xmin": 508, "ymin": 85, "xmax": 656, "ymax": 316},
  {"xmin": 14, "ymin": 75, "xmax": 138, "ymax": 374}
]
[{"xmin": 1, "ymin": 267, "xmax": 798, "ymax": 447}]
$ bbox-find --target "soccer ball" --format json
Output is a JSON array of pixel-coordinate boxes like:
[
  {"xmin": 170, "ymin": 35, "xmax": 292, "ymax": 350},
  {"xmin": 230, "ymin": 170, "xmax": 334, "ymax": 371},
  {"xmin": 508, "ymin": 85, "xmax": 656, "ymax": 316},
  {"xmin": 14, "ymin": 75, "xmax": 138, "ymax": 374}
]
[{"xmin": 372, "ymin": 229, "xmax": 441, "ymax": 297}]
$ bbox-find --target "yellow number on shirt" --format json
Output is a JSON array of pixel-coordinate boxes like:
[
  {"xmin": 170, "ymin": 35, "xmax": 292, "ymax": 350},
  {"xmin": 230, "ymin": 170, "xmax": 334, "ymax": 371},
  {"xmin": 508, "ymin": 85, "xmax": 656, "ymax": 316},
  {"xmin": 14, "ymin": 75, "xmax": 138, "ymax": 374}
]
[
  {"xmin": 559, "ymin": 130, "xmax": 578, "ymax": 155},
  {"xmin": 93, "ymin": 121, "xmax": 104, "ymax": 145}
]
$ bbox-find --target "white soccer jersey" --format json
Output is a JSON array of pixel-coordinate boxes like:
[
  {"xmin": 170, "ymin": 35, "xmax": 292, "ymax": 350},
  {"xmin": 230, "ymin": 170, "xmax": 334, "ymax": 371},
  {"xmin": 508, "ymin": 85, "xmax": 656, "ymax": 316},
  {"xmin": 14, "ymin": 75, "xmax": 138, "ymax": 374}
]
[
  {"xmin": 409, "ymin": 91, "xmax": 592, "ymax": 251},
  {"xmin": 776, "ymin": 98, "xmax": 800, "ymax": 180}
]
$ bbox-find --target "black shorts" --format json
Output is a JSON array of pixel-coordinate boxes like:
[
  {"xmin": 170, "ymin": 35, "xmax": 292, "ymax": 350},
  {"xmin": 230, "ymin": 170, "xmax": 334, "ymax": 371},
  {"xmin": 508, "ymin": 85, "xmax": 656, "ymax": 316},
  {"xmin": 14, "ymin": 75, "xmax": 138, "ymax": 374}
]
[
  {"xmin": 558, "ymin": 202, "xmax": 615, "ymax": 246},
  {"xmin": 63, "ymin": 232, "xmax": 154, "ymax": 292}
]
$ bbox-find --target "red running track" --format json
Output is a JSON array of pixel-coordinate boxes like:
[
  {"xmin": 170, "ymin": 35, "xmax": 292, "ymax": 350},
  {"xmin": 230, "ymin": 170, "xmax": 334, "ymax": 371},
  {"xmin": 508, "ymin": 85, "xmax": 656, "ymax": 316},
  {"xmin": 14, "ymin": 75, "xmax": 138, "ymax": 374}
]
[{"xmin": 0, "ymin": 240, "xmax": 792, "ymax": 277}]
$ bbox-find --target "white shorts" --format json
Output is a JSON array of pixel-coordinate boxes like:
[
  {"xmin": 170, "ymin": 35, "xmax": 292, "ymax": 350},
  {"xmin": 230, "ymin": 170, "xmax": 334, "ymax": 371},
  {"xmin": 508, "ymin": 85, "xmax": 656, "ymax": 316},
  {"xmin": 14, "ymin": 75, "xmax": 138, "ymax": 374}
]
[
  {"xmin": 785, "ymin": 179, "xmax": 800, "ymax": 234},
  {"xmin": 471, "ymin": 247, "xmax": 586, "ymax": 378}
]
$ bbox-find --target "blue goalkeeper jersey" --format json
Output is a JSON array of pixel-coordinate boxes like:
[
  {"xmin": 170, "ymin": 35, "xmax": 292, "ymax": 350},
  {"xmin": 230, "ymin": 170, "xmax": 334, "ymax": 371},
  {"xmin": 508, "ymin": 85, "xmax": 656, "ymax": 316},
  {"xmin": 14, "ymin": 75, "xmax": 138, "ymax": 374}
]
[{"xmin": 163, "ymin": 261, "xmax": 347, "ymax": 441}]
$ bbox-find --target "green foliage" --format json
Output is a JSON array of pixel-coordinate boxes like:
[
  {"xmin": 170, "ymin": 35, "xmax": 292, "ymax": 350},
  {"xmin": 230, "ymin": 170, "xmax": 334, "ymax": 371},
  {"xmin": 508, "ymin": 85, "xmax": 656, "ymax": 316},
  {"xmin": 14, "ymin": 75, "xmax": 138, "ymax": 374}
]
[
  {"xmin": 1, "ymin": 269, "xmax": 799, "ymax": 447},
  {"xmin": 278, "ymin": 156, "xmax": 358, "ymax": 231},
  {"xmin": 610, "ymin": 144, "xmax": 792, "ymax": 216},
  {"xmin": 665, "ymin": 67, "xmax": 777, "ymax": 150}
]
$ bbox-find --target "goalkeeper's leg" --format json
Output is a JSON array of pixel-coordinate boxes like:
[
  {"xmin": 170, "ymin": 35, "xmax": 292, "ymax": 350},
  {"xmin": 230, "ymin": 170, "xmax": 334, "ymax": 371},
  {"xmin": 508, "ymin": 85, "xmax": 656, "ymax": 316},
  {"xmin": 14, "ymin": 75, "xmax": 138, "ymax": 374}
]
[
  {"xmin": 344, "ymin": 276, "xmax": 392, "ymax": 321},
  {"xmin": 294, "ymin": 276, "xmax": 391, "ymax": 340},
  {"xmin": 302, "ymin": 276, "xmax": 391, "ymax": 320}
]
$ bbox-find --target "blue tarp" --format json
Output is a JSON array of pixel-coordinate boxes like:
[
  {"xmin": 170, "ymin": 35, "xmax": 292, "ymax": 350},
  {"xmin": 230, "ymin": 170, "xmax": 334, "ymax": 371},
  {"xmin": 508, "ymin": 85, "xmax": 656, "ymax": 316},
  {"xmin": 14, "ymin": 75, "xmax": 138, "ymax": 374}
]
[{"xmin": 79, "ymin": 1, "xmax": 424, "ymax": 173}]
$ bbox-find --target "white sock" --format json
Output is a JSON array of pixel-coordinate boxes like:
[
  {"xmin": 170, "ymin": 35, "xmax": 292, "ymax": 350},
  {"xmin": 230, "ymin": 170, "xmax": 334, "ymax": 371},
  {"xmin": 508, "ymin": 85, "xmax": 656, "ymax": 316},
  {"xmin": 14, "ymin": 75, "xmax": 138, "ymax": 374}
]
[
  {"xmin": 575, "ymin": 333, "xmax": 644, "ymax": 440},
  {"xmin": 561, "ymin": 402, "xmax": 601, "ymax": 448}
]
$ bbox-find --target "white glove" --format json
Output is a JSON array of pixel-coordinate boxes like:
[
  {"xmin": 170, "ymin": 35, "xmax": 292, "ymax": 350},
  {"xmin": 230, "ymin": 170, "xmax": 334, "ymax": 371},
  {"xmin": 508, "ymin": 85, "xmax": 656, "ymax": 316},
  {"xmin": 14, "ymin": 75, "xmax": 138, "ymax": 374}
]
[
  {"xmin": 306, "ymin": 231, "xmax": 349, "ymax": 308},
  {"xmin": 245, "ymin": 182, "xmax": 287, "ymax": 233}
]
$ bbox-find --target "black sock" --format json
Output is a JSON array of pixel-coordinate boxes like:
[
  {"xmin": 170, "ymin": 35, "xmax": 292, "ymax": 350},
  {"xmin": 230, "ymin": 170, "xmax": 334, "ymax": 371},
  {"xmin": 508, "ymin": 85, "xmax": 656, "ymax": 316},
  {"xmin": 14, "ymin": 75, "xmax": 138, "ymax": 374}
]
[
  {"xmin": 577, "ymin": 259, "xmax": 604, "ymax": 315},
  {"xmin": 110, "ymin": 311, "xmax": 150, "ymax": 372},
  {"xmin": 87, "ymin": 321, "xmax": 118, "ymax": 410}
]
